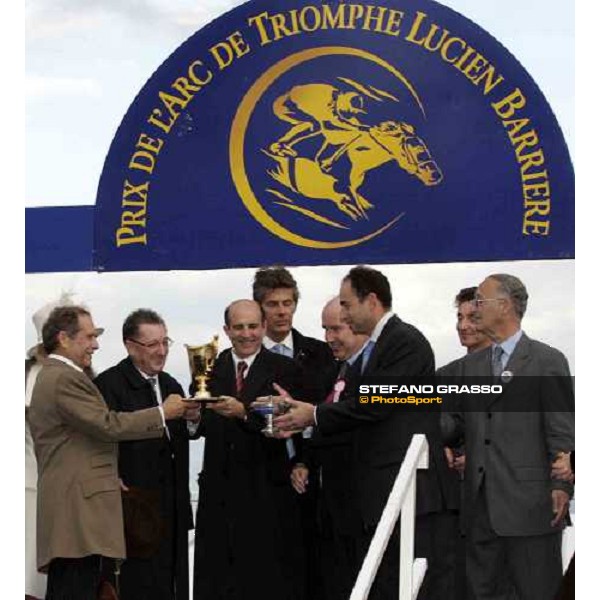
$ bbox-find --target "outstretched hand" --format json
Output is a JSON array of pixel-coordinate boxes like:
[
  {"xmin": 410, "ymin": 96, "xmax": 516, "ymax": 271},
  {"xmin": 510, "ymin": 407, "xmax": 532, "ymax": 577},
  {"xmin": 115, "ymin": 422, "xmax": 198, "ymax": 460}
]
[{"xmin": 272, "ymin": 383, "xmax": 315, "ymax": 431}]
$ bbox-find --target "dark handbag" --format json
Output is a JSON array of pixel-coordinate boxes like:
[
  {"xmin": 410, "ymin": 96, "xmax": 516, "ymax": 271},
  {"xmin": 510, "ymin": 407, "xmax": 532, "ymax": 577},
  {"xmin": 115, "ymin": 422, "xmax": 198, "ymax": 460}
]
[{"xmin": 121, "ymin": 487, "xmax": 165, "ymax": 558}]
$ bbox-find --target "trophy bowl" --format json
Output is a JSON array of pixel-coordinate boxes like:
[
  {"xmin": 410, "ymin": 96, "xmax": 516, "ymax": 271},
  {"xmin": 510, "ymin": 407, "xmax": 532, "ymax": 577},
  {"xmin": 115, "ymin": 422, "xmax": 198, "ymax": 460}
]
[
  {"xmin": 185, "ymin": 335, "xmax": 219, "ymax": 401},
  {"xmin": 251, "ymin": 395, "xmax": 276, "ymax": 436},
  {"xmin": 250, "ymin": 396, "xmax": 292, "ymax": 436}
]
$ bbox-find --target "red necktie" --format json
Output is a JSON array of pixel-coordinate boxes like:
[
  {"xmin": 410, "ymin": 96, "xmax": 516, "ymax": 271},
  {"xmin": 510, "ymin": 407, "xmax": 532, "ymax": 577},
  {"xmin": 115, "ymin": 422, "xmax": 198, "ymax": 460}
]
[{"xmin": 236, "ymin": 361, "xmax": 248, "ymax": 396}]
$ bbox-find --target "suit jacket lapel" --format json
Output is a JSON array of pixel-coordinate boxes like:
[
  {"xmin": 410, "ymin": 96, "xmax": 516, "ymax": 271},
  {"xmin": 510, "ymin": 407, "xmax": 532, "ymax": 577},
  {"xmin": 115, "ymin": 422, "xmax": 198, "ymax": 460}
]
[
  {"xmin": 212, "ymin": 350, "xmax": 236, "ymax": 398},
  {"xmin": 291, "ymin": 328, "xmax": 305, "ymax": 360},
  {"xmin": 119, "ymin": 358, "xmax": 173, "ymax": 441},
  {"xmin": 362, "ymin": 315, "xmax": 397, "ymax": 376},
  {"xmin": 241, "ymin": 350, "xmax": 271, "ymax": 405},
  {"xmin": 463, "ymin": 347, "xmax": 496, "ymax": 410},
  {"xmin": 485, "ymin": 334, "xmax": 531, "ymax": 409},
  {"xmin": 474, "ymin": 346, "xmax": 493, "ymax": 377},
  {"xmin": 120, "ymin": 357, "xmax": 151, "ymax": 389},
  {"xmin": 504, "ymin": 334, "xmax": 531, "ymax": 377}
]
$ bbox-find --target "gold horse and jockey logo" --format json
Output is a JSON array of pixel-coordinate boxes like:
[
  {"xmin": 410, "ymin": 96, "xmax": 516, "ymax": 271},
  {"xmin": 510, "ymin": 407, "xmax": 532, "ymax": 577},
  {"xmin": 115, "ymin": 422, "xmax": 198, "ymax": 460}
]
[
  {"xmin": 263, "ymin": 79, "xmax": 443, "ymax": 222},
  {"xmin": 229, "ymin": 47, "xmax": 444, "ymax": 248}
]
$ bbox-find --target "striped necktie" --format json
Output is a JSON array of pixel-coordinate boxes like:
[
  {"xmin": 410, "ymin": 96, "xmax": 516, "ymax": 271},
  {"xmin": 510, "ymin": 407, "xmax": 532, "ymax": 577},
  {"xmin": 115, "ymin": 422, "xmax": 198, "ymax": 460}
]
[
  {"xmin": 236, "ymin": 361, "xmax": 248, "ymax": 396},
  {"xmin": 148, "ymin": 376, "xmax": 159, "ymax": 403}
]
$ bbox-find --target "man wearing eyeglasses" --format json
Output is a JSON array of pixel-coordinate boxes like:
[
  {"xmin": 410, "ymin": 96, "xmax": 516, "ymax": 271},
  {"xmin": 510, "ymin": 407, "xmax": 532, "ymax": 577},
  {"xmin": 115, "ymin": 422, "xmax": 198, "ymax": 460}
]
[
  {"xmin": 444, "ymin": 274, "xmax": 574, "ymax": 600},
  {"xmin": 95, "ymin": 309, "xmax": 193, "ymax": 600}
]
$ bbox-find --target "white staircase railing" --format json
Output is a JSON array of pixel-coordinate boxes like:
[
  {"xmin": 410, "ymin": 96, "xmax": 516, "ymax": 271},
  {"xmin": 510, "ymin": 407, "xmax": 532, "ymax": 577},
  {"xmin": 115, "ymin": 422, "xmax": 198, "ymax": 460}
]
[
  {"xmin": 350, "ymin": 434, "xmax": 430, "ymax": 600},
  {"xmin": 189, "ymin": 434, "xmax": 574, "ymax": 599}
]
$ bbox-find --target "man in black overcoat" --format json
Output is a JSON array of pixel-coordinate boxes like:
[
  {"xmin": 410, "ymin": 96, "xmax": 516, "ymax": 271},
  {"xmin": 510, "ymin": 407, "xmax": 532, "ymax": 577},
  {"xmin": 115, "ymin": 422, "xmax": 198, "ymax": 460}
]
[
  {"xmin": 95, "ymin": 309, "xmax": 193, "ymax": 600},
  {"xmin": 191, "ymin": 299, "xmax": 306, "ymax": 600},
  {"xmin": 251, "ymin": 266, "xmax": 335, "ymax": 599}
]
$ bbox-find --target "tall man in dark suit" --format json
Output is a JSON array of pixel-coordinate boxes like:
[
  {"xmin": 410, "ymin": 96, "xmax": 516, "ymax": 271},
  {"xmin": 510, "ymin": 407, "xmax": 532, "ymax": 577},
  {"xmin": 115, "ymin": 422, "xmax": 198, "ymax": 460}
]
[
  {"xmin": 95, "ymin": 309, "xmax": 193, "ymax": 600},
  {"xmin": 252, "ymin": 266, "xmax": 335, "ymax": 598},
  {"xmin": 29, "ymin": 306, "xmax": 192, "ymax": 600},
  {"xmin": 191, "ymin": 300, "xmax": 306, "ymax": 600},
  {"xmin": 445, "ymin": 274, "xmax": 574, "ymax": 600},
  {"xmin": 275, "ymin": 266, "xmax": 450, "ymax": 600},
  {"xmin": 252, "ymin": 265, "xmax": 334, "ymax": 401}
]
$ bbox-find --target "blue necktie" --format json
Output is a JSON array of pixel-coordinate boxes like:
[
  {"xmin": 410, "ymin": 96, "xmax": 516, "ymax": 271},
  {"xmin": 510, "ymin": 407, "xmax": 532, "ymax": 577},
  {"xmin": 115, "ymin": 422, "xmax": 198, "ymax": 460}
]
[
  {"xmin": 491, "ymin": 346, "xmax": 505, "ymax": 377},
  {"xmin": 272, "ymin": 343, "xmax": 293, "ymax": 358},
  {"xmin": 361, "ymin": 340, "xmax": 375, "ymax": 374},
  {"xmin": 268, "ymin": 344, "xmax": 296, "ymax": 457}
]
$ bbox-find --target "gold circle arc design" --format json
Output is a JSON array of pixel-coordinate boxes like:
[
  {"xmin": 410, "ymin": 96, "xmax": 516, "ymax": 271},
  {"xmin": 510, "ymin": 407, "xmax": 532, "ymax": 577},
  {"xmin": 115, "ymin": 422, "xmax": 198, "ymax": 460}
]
[{"xmin": 229, "ymin": 46, "xmax": 425, "ymax": 249}]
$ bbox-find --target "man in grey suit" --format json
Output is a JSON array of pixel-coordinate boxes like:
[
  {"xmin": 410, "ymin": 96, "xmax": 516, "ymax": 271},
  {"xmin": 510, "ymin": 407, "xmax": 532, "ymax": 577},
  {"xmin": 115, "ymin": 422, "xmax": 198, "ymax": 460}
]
[{"xmin": 445, "ymin": 274, "xmax": 574, "ymax": 600}]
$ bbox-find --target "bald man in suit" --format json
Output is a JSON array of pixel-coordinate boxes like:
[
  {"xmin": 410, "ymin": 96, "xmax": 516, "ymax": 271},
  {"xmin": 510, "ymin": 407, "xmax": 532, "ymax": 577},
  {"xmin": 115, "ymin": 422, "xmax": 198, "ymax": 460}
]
[
  {"xmin": 191, "ymin": 300, "xmax": 306, "ymax": 600},
  {"xmin": 445, "ymin": 274, "xmax": 574, "ymax": 600}
]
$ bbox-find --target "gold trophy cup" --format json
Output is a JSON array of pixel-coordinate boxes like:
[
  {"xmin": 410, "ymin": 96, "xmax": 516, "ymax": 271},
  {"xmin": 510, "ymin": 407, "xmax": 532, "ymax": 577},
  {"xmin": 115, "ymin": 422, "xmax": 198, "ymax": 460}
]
[{"xmin": 185, "ymin": 335, "xmax": 219, "ymax": 400}]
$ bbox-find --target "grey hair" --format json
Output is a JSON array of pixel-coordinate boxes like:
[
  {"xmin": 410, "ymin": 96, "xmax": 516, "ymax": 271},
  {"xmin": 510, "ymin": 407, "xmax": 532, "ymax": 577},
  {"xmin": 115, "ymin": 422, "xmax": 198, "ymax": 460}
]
[{"xmin": 488, "ymin": 274, "xmax": 529, "ymax": 319}]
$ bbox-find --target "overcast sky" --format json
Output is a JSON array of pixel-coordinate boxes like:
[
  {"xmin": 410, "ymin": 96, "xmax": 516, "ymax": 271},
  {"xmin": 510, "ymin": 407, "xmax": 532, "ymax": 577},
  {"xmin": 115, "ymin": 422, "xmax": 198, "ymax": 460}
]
[{"xmin": 23, "ymin": 0, "xmax": 576, "ymax": 494}]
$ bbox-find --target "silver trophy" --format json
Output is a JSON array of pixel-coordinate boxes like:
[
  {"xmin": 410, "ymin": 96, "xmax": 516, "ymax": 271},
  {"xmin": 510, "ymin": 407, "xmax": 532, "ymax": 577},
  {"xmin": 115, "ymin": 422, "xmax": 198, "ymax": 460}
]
[
  {"xmin": 251, "ymin": 395, "xmax": 291, "ymax": 436},
  {"xmin": 251, "ymin": 395, "xmax": 276, "ymax": 436}
]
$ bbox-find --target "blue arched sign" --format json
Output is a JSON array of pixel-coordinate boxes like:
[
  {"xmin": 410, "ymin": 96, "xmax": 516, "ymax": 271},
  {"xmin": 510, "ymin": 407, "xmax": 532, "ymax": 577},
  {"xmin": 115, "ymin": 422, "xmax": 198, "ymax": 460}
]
[{"xmin": 89, "ymin": 0, "xmax": 572, "ymax": 271}]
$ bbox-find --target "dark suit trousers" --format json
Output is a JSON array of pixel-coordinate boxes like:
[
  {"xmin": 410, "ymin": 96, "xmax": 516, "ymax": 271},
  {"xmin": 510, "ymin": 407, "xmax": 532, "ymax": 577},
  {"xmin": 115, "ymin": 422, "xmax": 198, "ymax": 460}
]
[
  {"xmin": 120, "ymin": 468, "xmax": 178, "ymax": 599},
  {"xmin": 119, "ymin": 529, "xmax": 176, "ymax": 600},
  {"xmin": 318, "ymin": 507, "xmax": 360, "ymax": 600},
  {"xmin": 298, "ymin": 476, "xmax": 321, "ymax": 600},
  {"xmin": 467, "ymin": 488, "xmax": 562, "ymax": 600},
  {"xmin": 46, "ymin": 555, "xmax": 112, "ymax": 600}
]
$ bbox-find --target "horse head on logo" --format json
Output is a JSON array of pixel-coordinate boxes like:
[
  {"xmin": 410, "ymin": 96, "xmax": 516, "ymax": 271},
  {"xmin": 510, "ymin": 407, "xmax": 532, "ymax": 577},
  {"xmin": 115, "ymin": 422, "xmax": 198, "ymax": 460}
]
[
  {"xmin": 265, "ymin": 81, "xmax": 443, "ymax": 221},
  {"xmin": 369, "ymin": 121, "xmax": 443, "ymax": 187}
]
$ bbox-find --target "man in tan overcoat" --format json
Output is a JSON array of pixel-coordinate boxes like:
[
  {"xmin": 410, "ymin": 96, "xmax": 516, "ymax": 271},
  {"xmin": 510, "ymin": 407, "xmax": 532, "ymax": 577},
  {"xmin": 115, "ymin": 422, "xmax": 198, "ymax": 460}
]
[{"xmin": 29, "ymin": 305, "xmax": 195, "ymax": 600}]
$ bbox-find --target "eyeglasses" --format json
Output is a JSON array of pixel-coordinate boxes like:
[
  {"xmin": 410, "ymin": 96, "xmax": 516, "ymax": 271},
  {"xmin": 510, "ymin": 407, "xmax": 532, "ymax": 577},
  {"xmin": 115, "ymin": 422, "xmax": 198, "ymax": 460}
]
[
  {"xmin": 473, "ymin": 298, "xmax": 506, "ymax": 307},
  {"xmin": 127, "ymin": 337, "xmax": 174, "ymax": 350}
]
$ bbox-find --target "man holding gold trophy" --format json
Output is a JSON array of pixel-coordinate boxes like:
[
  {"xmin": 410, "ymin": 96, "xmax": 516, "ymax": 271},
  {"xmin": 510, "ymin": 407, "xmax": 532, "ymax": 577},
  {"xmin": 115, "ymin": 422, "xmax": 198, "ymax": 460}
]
[{"xmin": 188, "ymin": 299, "xmax": 307, "ymax": 600}]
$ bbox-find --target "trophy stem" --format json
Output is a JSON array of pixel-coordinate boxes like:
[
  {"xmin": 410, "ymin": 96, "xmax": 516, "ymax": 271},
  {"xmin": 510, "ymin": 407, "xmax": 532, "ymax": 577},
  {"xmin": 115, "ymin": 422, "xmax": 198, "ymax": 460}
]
[
  {"xmin": 263, "ymin": 413, "xmax": 274, "ymax": 436},
  {"xmin": 194, "ymin": 375, "xmax": 212, "ymax": 400}
]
